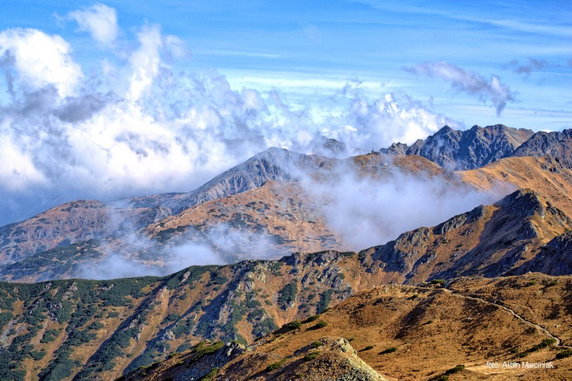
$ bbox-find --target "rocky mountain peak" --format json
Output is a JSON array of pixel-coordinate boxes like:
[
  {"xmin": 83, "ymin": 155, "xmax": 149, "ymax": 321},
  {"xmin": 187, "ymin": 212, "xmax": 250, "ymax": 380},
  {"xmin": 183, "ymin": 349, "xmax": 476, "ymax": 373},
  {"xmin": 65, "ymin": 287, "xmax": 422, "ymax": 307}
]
[
  {"xmin": 381, "ymin": 124, "xmax": 534, "ymax": 170},
  {"xmin": 494, "ymin": 188, "xmax": 545, "ymax": 218}
]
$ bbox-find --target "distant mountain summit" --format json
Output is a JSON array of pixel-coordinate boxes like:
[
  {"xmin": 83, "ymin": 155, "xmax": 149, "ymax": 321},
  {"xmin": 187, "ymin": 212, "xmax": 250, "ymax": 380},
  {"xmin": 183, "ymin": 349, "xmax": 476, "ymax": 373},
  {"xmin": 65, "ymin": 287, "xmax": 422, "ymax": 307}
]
[
  {"xmin": 512, "ymin": 128, "xmax": 572, "ymax": 161},
  {"xmin": 381, "ymin": 124, "xmax": 534, "ymax": 170},
  {"xmin": 126, "ymin": 147, "xmax": 329, "ymax": 214}
]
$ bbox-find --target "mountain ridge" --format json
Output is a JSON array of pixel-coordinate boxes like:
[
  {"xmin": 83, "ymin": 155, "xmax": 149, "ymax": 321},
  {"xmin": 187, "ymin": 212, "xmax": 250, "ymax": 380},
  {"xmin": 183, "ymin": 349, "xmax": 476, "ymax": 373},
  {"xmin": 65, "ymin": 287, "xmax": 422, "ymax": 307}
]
[{"xmin": 0, "ymin": 189, "xmax": 571, "ymax": 379}]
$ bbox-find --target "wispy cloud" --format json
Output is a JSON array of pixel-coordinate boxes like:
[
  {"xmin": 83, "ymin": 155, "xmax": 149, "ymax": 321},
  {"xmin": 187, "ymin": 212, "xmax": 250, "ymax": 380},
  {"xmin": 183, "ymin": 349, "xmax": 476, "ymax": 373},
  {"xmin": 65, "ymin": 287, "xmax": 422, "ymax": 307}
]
[
  {"xmin": 199, "ymin": 50, "xmax": 286, "ymax": 59},
  {"xmin": 355, "ymin": 2, "xmax": 572, "ymax": 38},
  {"xmin": 404, "ymin": 61, "xmax": 516, "ymax": 116},
  {"xmin": 505, "ymin": 58, "xmax": 547, "ymax": 76}
]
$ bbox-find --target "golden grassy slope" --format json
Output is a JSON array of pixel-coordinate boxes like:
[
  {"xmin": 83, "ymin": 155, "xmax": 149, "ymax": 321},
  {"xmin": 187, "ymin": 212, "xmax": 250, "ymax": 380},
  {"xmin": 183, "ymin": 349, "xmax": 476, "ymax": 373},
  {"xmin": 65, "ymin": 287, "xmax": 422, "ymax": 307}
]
[
  {"xmin": 128, "ymin": 274, "xmax": 572, "ymax": 381},
  {"xmin": 459, "ymin": 156, "xmax": 572, "ymax": 217},
  {"xmin": 144, "ymin": 181, "xmax": 342, "ymax": 254}
]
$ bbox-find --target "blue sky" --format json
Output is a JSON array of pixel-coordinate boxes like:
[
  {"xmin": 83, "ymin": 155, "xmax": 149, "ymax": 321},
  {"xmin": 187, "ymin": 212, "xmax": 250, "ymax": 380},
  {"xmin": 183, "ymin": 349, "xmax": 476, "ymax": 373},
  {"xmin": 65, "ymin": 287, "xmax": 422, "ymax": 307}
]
[
  {"xmin": 0, "ymin": 0, "xmax": 571, "ymax": 223},
  {"xmin": 2, "ymin": 0, "xmax": 571, "ymax": 129}
]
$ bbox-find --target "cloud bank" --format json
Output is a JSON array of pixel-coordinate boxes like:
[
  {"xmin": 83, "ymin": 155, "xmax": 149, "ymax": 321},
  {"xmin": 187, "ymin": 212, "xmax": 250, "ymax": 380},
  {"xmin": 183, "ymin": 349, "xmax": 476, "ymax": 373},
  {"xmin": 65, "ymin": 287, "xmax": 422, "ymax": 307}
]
[
  {"xmin": 0, "ymin": 28, "xmax": 82, "ymax": 97},
  {"xmin": 0, "ymin": 5, "xmax": 458, "ymax": 225},
  {"xmin": 404, "ymin": 61, "xmax": 516, "ymax": 116},
  {"xmin": 299, "ymin": 160, "xmax": 502, "ymax": 250},
  {"xmin": 78, "ymin": 223, "xmax": 287, "ymax": 280}
]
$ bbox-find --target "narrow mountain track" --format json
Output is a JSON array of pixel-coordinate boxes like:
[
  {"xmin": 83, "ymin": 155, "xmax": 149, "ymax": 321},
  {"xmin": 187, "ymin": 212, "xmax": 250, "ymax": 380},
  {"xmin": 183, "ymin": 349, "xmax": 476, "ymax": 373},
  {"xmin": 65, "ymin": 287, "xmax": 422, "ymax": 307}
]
[{"xmin": 441, "ymin": 287, "xmax": 572, "ymax": 350}]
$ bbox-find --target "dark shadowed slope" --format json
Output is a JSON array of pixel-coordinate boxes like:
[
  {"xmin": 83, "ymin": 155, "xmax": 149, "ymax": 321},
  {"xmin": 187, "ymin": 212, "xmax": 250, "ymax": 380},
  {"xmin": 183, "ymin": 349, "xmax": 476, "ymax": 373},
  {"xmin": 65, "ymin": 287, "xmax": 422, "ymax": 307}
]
[{"xmin": 512, "ymin": 129, "xmax": 572, "ymax": 161}]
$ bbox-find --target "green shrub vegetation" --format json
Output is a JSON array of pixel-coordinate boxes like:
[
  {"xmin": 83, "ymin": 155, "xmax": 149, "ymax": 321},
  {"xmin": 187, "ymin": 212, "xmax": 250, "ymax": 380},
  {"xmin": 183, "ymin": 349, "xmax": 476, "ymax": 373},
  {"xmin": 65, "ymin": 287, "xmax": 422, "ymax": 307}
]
[
  {"xmin": 444, "ymin": 364, "xmax": 465, "ymax": 374},
  {"xmin": 302, "ymin": 315, "xmax": 320, "ymax": 324},
  {"xmin": 199, "ymin": 367, "xmax": 221, "ymax": 381},
  {"xmin": 276, "ymin": 320, "xmax": 301, "ymax": 334},
  {"xmin": 0, "ymin": 311, "xmax": 13, "ymax": 330},
  {"xmin": 317, "ymin": 290, "xmax": 333, "ymax": 313},
  {"xmin": 265, "ymin": 359, "xmax": 286, "ymax": 372},
  {"xmin": 556, "ymin": 349, "xmax": 572, "ymax": 359},
  {"xmin": 516, "ymin": 338, "xmax": 556, "ymax": 358},
  {"xmin": 379, "ymin": 347, "xmax": 397, "ymax": 354},
  {"xmin": 29, "ymin": 351, "xmax": 46, "ymax": 361},
  {"xmin": 277, "ymin": 282, "xmax": 297, "ymax": 310},
  {"xmin": 303, "ymin": 352, "xmax": 320, "ymax": 361},
  {"xmin": 192, "ymin": 341, "xmax": 225, "ymax": 362},
  {"xmin": 309, "ymin": 320, "xmax": 328, "ymax": 330},
  {"xmin": 40, "ymin": 329, "xmax": 60, "ymax": 344},
  {"xmin": 176, "ymin": 343, "xmax": 191, "ymax": 353}
]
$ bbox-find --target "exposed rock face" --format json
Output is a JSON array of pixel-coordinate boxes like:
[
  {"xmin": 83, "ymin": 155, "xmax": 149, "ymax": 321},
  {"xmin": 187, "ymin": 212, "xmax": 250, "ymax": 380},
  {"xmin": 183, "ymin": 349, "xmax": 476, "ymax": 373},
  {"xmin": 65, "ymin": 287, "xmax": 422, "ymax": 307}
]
[
  {"xmin": 128, "ymin": 147, "xmax": 332, "ymax": 215},
  {"xmin": 381, "ymin": 124, "xmax": 534, "ymax": 170},
  {"xmin": 512, "ymin": 128, "xmax": 572, "ymax": 161},
  {"xmin": 122, "ymin": 341, "xmax": 245, "ymax": 381},
  {"xmin": 512, "ymin": 231, "xmax": 572, "ymax": 275}
]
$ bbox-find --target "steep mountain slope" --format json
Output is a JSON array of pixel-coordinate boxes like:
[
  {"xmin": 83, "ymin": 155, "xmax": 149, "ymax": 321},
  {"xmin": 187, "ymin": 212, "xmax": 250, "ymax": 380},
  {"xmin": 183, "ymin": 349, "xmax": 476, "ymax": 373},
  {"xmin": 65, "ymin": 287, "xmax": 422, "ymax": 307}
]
[
  {"xmin": 0, "ymin": 152, "xmax": 463, "ymax": 282},
  {"xmin": 0, "ymin": 240, "xmax": 104, "ymax": 282},
  {"xmin": 0, "ymin": 181, "xmax": 341, "ymax": 283},
  {"xmin": 125, "ymin": 274, "xmax": 572, "ymax": 381},
  {"xmin": 512, "ymin": 129, "xmax": 572, "ymax": 160},
  {"xmin": 145, "ymin": 181, "xmax": 340, "ymax": 251},
  {"xmin": 0, "ymin": 148, "xmax": 328, "ymax": 266},
  {"xmin": 0, "ymin": 190, "xmax": 570, "ymax": 379},
  {"xmin": 359, "ymin": 188, "xmax": 572, "ymax": 284},
  {"xmin": 381, "ymin": 124, "xmax": 534, "ymax": 170}
]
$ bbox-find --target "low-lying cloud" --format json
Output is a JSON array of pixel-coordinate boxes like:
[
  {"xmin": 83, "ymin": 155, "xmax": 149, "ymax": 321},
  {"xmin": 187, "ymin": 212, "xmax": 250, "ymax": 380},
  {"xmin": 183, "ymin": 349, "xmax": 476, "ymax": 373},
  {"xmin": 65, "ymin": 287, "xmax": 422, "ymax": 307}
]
[
  {"xmin": 78, "ymin": 223, "xmax": 287, "ymax": 280},
  {"xmin": 404, "ymin": 61, "xmax": 516, "ymax": 116},
  {"xmin": 299, "ymin": 159, "xmax": 503, "ymax": 250},
  {"xmin": 76, "ymin": 156, "xmax": 503, "ymax": 279}
]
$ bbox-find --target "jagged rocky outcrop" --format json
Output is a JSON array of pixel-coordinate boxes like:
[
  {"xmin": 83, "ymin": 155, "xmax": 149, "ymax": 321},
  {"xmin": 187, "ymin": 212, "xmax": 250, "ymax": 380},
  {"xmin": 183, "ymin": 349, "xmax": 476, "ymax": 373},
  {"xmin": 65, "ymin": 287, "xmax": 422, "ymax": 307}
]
[
  {"xmin": 127, "ymin": 147, "xmax": 331, "ymax": 215},
  {"xmin": 512, "ymin": 231, "xmax": 572, "ymax": 275},
  {"xmin": 381, "ymin": 124, "xmax": 534, "ymax": 170}
]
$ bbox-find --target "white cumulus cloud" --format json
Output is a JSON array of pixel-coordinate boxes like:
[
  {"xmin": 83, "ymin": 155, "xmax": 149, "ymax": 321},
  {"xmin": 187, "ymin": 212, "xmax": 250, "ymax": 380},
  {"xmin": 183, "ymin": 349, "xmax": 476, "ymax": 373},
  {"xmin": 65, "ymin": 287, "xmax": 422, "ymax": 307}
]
[
  {"xmin": 67, "ymin": 3, "xmax": 118, "ymax": 46},
  {"xmin": 0, "ymin": 28, "xmax": 82, "ymax": 97}
]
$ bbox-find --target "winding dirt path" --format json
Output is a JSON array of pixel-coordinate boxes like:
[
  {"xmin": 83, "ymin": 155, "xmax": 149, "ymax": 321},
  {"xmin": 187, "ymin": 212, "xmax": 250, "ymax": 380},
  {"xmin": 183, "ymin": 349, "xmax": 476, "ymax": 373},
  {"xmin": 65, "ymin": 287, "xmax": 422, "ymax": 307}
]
[{"xmin": 442, "ymin": 287, "xmax": 571, "ymax": 350}]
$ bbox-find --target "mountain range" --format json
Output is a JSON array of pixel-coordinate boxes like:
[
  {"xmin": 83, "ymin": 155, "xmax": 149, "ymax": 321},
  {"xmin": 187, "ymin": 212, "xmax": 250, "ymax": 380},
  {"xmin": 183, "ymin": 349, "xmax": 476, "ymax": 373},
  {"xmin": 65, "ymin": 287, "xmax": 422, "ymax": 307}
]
[{"xmin": 0, "ymin": 124, "xmax": 571, "ymax": 380}]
